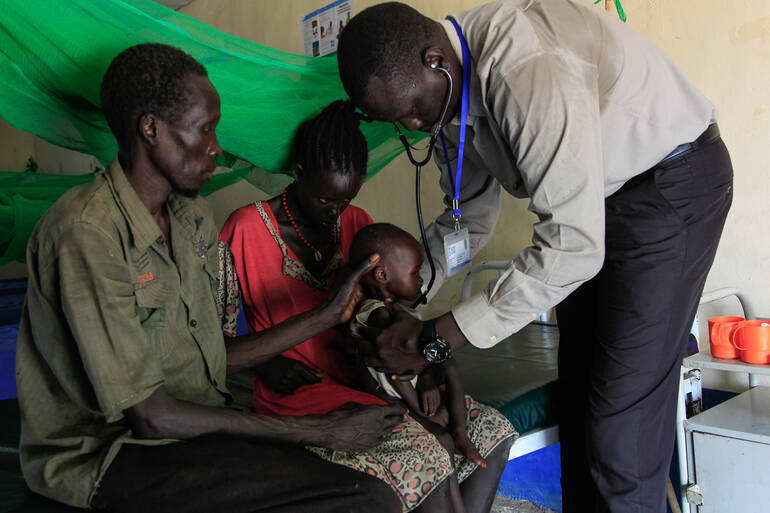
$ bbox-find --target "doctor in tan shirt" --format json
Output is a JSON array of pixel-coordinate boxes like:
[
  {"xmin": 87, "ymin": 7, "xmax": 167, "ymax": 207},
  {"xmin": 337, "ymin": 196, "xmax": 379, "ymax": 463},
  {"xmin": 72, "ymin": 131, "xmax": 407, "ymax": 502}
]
[{"xmin": 339, "ymin": 2, "xmax": 733, "ymax": 512}]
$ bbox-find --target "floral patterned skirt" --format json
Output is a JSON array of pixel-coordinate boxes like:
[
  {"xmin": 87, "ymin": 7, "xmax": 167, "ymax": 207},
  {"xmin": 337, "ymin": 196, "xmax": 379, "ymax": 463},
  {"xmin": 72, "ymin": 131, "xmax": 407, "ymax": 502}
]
[{"xmin": 306, "ymin": 396, "xmax": 517, "ymax": 512}]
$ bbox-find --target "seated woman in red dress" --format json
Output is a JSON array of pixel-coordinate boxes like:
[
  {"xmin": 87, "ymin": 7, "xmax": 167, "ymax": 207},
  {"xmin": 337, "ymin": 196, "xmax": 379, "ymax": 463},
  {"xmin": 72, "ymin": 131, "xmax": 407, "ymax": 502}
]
[{"xmin": 219, "ymin": 100, "xmax": 514, "ymax": 513}]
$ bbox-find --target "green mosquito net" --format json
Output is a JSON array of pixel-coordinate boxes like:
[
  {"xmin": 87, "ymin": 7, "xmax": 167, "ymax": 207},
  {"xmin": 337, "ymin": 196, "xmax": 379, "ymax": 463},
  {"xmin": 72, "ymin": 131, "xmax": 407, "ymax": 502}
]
[
  {"xmin": 0, "ymin": 0, "xmax": 424, "ymax": 265},
  {"xmin": 0, "ymin": 0, "xmax": 626, "ymax": 266}
]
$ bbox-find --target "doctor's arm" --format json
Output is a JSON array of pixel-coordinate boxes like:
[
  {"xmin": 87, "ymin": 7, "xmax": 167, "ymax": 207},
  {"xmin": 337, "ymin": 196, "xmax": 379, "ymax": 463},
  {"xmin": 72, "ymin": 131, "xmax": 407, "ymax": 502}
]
[
  {"xmin": 445, "ymin": 53, "xmax": 606, "ymax": 348},
  {"xmin": 363, "ymin": 53, "xmax": 606, "ymax": 372}
]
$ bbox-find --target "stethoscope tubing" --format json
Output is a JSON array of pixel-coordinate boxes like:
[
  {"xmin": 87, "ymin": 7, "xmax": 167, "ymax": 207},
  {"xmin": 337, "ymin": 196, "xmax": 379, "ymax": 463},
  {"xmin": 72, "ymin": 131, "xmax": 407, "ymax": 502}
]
[{"xmin": 396, "ymin": 66, "xmax": 454, "ymax": 308}]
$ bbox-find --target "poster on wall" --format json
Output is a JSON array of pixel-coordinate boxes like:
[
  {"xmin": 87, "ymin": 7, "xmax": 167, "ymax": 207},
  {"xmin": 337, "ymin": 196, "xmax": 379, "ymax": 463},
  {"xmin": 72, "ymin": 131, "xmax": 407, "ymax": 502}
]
[{"xmin": 301, "ymin": 0, "xmax": 353, "ymax": 57}]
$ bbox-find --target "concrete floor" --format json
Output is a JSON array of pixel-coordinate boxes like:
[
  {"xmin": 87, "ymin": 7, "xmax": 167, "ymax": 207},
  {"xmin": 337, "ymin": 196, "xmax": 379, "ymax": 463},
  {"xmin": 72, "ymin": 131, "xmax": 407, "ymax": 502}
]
[{"xmin": 490, "ymin": 495, "xmax": 557, "ymax": 513}]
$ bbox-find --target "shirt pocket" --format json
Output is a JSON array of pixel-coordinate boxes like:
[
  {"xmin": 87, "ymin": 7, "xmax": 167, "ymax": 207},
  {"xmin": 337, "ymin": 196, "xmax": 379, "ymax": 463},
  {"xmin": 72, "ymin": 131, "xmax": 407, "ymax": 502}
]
[{"xmin": 134, "ymin": 278, "xmax": 173, "ymax": 328}]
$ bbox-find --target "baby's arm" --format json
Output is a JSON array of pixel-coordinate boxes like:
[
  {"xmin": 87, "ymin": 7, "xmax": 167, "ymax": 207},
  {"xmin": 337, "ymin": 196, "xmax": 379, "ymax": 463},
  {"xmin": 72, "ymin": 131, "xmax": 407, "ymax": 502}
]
[
  {"xmin": 444, "ymin": 359, "xmax": 486, "ymax": 467},
  {"xmin": 389, "ymin": 378, "xmax": 424, "ymax": 416},
  {"xmin": 416, "ymin": 366, "xmax": 448, "ymax": 425}
]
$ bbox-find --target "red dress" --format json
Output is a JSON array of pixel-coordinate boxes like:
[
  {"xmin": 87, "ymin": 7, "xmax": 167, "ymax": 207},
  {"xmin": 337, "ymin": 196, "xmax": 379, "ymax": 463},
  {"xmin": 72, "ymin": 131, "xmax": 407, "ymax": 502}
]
[{"xmin": 219, "ymin": 201, "xmax": 385, "ymax": 415}]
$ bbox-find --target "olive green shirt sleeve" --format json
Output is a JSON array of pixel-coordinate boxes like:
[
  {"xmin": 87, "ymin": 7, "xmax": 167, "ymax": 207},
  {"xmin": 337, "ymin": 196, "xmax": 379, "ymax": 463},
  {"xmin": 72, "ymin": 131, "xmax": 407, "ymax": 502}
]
[{"xmin": 56, "ymin": 220, "xmax": 165, "ymax": 422}]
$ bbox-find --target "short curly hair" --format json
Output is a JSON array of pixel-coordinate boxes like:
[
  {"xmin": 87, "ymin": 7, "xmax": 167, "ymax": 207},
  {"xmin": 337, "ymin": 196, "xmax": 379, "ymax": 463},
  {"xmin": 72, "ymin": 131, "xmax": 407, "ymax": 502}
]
[
  {"xmin": 337, "ymin": 2, "xmax": 440, "ymax": 106},
  {"xmin": 100, "ymin": 43, "xmax": 208, "ymax": 150},
  {"xmin": 349, "ymin": 222, "xmax": 416, "ymax": 268}
]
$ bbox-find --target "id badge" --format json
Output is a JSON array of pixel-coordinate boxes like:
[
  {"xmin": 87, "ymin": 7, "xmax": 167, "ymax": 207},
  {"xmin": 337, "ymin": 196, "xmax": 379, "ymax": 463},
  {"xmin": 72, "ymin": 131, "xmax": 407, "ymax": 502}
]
[{"xmin": 443, "ymin": 228, "xmax": 471, "ymax": 277}]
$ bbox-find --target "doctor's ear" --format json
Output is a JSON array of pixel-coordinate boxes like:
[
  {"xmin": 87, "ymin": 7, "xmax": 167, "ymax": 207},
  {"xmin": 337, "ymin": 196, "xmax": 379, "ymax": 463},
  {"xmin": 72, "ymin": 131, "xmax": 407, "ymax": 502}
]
[{"xmin": 423, "ymin": 47, "xmax": 447, "ymax": 72}]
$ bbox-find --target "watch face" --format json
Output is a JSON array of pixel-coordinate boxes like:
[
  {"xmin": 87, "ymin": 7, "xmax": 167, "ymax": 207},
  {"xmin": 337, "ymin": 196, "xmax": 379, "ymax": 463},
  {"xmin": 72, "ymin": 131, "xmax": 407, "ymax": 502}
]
[{"xmin": 423, "ymin": 339, "xmax": 451, "ymax": 363}]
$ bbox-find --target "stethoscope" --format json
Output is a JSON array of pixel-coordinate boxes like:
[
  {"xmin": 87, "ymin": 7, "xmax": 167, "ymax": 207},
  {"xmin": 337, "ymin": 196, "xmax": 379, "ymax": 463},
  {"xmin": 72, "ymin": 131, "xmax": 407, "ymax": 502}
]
[{"xmin": 393, "ymin": 62, "xmax": 454, "ymax": 309}]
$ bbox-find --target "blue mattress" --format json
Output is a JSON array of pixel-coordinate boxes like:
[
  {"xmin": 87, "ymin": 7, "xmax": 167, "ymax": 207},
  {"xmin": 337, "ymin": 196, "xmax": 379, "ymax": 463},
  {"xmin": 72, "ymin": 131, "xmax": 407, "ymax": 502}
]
[
  {"xmin": 0, "ymin": 279, "xmax": 26, "ymax": 327},
  {"xmin": 0, "ymin": 279, "xmax": 25, "ymax": 400},
  {"xmin": 0, "ymin": 324, "xmax": 18, "ymax": 400}
]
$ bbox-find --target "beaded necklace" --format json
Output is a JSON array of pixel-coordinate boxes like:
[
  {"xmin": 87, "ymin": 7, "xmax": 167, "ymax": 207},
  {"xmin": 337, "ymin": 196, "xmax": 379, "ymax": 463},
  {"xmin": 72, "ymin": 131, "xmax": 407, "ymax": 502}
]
[{"xmin": 281, "ymin": 187, "xmax": 334, "ymax": 262}]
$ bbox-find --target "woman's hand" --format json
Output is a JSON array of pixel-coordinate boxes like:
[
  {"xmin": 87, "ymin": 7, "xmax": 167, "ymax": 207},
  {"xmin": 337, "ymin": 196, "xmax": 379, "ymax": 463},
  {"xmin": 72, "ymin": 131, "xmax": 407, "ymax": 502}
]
[
  {"xmin": 255, "ymin": 356, "xmax": 323, "ymax": 395},
  {"xmin": 316, "ymin": 402, "xmax": 406, "ymax": 451},
  {"xmin": 318, "ymin": 254, "xmax": 380, "ymax": 325},
  {"xmin": 351, "ymin": 304, "xmax": 429, "ymax": 377}
]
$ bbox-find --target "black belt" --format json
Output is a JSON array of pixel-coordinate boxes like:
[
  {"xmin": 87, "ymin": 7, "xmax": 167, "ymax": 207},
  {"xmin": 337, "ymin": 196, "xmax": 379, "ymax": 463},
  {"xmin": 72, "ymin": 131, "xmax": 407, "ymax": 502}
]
[{"xmin": 656, "ymin": 123, "xmax": 720, "ymax": 167}]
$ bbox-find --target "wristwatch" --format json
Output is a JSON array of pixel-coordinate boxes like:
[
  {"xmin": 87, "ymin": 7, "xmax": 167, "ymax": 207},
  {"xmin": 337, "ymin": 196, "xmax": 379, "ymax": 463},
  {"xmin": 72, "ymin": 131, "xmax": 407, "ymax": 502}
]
[{"xmin": 420, "ymin": 319, "xmax": 452, "ymax": 364}]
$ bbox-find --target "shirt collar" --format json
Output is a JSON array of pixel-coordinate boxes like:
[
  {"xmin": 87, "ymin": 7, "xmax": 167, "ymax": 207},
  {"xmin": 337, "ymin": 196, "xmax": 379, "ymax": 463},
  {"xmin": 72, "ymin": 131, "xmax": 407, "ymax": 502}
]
[
  {"xmin": 105, "ymin": 161, "xmax": 203, "ymax": 251},
  {"xmin": 167, "ymin": 192, "xmax": 205, "ymax": 242},
  {"xmin": 439, "ymin": 18, "xmax": 486, "ymax": 123}
]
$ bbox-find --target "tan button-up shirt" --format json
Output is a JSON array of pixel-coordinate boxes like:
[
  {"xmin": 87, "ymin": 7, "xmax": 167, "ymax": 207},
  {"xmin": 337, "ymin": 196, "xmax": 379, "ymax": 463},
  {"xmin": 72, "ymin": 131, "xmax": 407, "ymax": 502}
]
[
  {"xmin": 16, "ymin": 162, "xmax": 229, "ymax": 507},
  {"xmin": 424, "ymin": 0, "xmax": 716, "ymax": 347}
]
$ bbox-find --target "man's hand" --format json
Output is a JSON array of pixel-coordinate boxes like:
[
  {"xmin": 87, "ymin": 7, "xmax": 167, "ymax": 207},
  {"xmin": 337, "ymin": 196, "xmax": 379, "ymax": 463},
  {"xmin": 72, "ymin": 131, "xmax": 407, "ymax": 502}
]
[
  {"xmin": 318, "ymin": 254, "xmax": 380, "ymax": 325},
  {"xmin": 255, "ymin": 356, "xmax": 323, "ymax": 395},
  {"xmin": 316, "ymin": 402, "xmax": 406, "ymax": 451}
]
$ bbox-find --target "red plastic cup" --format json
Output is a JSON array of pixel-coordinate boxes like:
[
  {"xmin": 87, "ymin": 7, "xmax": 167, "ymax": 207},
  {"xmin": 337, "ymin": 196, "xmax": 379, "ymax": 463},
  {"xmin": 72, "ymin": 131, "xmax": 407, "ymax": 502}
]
[
  {"xmin": 708, "ymin": 316, "xmax": 745, "ymax": 359},
  {"xmin": 731, "ymin": 320, "xmax": 770, "ymax": 364}
]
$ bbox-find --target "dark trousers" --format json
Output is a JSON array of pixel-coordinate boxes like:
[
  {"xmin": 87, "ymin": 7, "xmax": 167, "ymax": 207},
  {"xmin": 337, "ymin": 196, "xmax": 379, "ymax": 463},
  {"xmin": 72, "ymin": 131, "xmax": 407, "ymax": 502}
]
[
  {"xmin": 557, "ymin": 138, "xmax": 733, "ymax": 513},
  {"xmin": 91, "ymin": 435, "xmax": 401, "ymax": 513}
]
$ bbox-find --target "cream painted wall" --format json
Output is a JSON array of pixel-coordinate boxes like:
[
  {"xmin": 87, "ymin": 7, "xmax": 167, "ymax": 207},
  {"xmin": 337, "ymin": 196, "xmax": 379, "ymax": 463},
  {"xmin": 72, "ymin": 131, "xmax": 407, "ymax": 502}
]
[
  {"xmin": 620, "ymin": 0, "xmax": 770, "ymax": 391},
  {"xmin": 0, "ymin": 0, "xmax": 767, "ymax": 389}
]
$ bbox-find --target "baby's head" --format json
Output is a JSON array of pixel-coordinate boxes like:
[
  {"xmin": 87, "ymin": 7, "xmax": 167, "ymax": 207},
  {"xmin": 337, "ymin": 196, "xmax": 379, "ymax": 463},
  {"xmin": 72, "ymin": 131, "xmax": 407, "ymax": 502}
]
[{"xmin": 349, "ymin": 223, "xmax": 424, "ymax": 305}]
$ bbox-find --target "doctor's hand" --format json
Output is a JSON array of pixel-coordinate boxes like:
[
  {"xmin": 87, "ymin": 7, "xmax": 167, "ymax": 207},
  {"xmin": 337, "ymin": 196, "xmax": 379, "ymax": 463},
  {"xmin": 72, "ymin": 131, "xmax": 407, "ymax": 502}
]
[{"xmin": 351, "ymin": 304, "xmax": 429, "ymax": 379}]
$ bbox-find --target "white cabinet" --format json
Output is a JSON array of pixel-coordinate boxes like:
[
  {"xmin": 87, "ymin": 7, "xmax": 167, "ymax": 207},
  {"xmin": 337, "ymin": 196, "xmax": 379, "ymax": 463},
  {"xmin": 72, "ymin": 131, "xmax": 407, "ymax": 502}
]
[{"xmin": 679, "ymin": 356, "xmax": 770, "ymax": 513}]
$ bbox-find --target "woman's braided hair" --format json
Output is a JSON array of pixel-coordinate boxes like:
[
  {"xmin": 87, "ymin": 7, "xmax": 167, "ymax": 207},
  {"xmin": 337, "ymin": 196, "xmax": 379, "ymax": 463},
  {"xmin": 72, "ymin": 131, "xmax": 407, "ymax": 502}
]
[{"xmin": 292, "ymin": 99, "xmax": 369, "ymax": 177}]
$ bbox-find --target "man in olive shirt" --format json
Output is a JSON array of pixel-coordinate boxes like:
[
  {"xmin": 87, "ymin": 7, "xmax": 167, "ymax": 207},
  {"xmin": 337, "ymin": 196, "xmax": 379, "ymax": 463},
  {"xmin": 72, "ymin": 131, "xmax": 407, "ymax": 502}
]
[
  {"xmin": 16, "ymin": 43, "xmax": 403, "ymax": 512},
  {"xmin": 339, "ymin": 2, "xmax": 733, "ymax": 512}
]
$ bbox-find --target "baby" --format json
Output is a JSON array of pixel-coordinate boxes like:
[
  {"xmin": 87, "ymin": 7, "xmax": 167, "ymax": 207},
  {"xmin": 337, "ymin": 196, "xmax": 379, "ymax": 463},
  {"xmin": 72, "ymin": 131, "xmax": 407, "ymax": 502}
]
[{"xmin": 349, "ymin": 223, "xmax": 485, "ymax": 513}]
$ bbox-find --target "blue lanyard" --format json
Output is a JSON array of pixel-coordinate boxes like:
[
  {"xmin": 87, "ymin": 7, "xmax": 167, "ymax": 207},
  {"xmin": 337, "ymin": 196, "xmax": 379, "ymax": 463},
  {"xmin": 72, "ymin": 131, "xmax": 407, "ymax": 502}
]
[{"xmin": 440, "ymin": 17, "xmax": 471, "ymax": 230}]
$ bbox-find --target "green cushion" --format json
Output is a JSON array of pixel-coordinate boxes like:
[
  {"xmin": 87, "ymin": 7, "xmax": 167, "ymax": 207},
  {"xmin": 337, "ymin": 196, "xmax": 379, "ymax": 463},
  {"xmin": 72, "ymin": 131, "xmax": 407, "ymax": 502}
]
[{"xmin": 497, "ymin": 382, "xmax": 558, "ymax": 434}]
